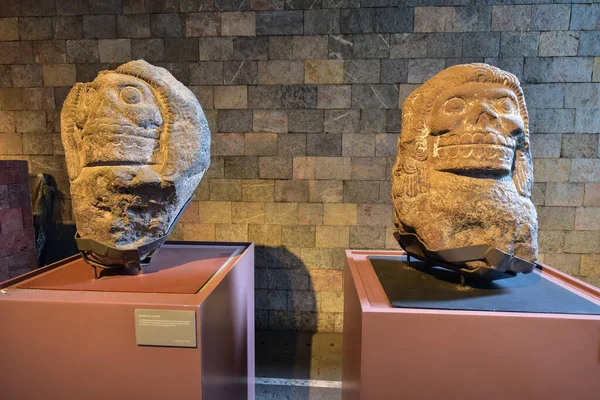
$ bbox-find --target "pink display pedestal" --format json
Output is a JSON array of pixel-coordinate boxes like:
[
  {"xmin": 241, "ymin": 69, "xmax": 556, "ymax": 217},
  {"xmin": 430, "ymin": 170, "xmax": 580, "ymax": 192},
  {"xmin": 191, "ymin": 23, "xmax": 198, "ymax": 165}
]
[
  {"xmin": 342, "ymin": 250, "xmax": 600, "ymax": 400},
  {"xmin": 0, "ymin": 241, "xmax": 255, "ymax": 400}
]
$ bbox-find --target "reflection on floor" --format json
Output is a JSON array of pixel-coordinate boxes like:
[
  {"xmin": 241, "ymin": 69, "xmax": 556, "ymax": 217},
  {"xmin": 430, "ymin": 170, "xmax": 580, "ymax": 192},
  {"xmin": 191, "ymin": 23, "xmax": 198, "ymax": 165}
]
[{"xmin": 256, "ymin": 330, "xmax": 343, "ymax": 400}]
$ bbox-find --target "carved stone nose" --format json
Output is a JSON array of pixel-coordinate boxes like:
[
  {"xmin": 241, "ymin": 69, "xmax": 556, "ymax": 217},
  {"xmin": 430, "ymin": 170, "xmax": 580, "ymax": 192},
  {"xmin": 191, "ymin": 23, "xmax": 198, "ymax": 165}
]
[{"xmin": 473, "ymin": 104, "xmax": 497, "ymax": 127}]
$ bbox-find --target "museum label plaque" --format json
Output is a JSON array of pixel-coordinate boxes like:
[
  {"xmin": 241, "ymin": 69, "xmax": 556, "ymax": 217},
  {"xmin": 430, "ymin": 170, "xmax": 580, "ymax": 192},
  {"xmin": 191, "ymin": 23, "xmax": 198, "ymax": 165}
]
[{"xmin": 135, "ymin": 309, "xmax": 197, "ymax": 348}]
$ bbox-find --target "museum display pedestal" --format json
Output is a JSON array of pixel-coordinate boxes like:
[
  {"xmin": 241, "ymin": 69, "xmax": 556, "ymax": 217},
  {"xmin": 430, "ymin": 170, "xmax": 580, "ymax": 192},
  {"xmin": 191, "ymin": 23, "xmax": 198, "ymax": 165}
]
[
  {"xmin": 0, "ymin": 241, "xmax": 255, "ymax": 400},
  {"xmin": 342, "ymin": 250, "xmax": 600, "ymax": 400}
]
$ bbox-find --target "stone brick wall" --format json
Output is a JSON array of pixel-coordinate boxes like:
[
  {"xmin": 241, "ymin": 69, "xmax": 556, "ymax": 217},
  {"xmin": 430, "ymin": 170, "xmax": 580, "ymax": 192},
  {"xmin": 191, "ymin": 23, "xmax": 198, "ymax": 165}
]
[
  {"xmin": 0, "ymin": 0, "xmax": 599, "ymax": 331},
  {"xmin": 0, "ymin": 160, "xmax": 36, "ymax": 281}
]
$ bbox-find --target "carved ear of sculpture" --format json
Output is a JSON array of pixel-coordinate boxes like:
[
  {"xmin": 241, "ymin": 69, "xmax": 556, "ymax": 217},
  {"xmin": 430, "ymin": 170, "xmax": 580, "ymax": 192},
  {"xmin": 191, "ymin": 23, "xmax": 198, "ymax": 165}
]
[
  {"xmin": 392, "ymin": 93, "xmax": 429, "ymax": 199},
  {"xmin": 511, "ymin": 86, "xmax": 533, "ymax": 199},
  {"xmin": 115, "ymin": 61, "xmax": 211, "ymax": 183},
  {"xmin": 61, "ymin": 82, "xmax": 86, "ymax": 181},
  {"xmin": 513, "ymin": 138, "xmax": 533, "ymax": 198}
]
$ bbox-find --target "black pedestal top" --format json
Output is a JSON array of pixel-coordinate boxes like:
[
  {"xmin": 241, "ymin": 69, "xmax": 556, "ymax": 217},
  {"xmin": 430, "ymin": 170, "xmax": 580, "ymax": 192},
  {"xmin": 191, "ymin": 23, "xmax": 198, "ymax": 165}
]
[{"xmin": 370, "ymin": 255, "xmax": 600, "ymax": 315}]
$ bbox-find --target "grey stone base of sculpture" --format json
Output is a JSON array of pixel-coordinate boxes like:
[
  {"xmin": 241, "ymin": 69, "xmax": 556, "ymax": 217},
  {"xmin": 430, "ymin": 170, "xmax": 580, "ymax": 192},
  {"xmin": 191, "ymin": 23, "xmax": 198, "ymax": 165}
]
[
  {"xmin": 395, "ymin": 232, "xmax": 535, "ymax": 281},
  {"xmin": 75, "ymin": 195, "xmax": 193, "ymax": 275}
]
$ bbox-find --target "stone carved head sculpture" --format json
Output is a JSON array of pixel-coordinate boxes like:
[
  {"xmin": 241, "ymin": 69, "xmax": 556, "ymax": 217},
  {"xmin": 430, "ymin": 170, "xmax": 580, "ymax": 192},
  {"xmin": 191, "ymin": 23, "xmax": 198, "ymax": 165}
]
[
  {"xmin": 392, "ymin": 64, "xmax": 537, "ymax": 279},
  {"xmin": 61, "ymin": 60, "xmax": 210, "ymax": 270}
]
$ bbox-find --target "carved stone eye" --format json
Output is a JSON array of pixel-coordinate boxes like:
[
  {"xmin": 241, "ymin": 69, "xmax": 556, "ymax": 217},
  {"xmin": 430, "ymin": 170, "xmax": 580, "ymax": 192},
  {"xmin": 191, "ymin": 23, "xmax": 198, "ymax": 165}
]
[
  {"xmin": 120, "ymin": 86, "xmax": 142, "ymax": 105},
  {"xmin": 442, "ymin": 97, "xmax": 466, "ymax": 115},
  {"xmin": 494, "ymin": 97, "xmax": 516, "ymax": 114}
]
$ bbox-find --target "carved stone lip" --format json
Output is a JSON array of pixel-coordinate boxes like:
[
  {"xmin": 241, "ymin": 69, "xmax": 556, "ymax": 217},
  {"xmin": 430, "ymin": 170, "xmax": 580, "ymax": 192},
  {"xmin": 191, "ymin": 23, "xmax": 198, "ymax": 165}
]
[
  {"xmin": 437, "ymin": 131, "xmax": 516, "ymax": 149},
  {"xmin": 81, "ymin": 122, "xmax": 160, "ymax": 140}
]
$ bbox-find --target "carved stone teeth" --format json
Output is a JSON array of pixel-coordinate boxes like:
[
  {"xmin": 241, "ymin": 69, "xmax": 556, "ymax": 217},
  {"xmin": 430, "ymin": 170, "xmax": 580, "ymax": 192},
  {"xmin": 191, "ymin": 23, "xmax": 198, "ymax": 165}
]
[
  {"xmin": 122, "ymin": 125, "xmax": 134, "ymax": 136},
  {"xmin": 484, "ymin": 146, "xmax": 496, "ymax": 159},
  {"xmin": 486, "ymin": 133, "xmax": 497, "ymax": 145},
  {"xmin": 472, "ymin": 147, "xmax": 485, "ymax": 159},
  {"xmin": 447, "ymin": 135, "xmax": 458, "ymax": 146},
  {"xmin": 446, "ymin": 147, "xmax": 458, "ymax": 157},
  {"xmin": 459, "ymin": 147, "xmax": 472, "ymax": 158},
  {"xmin": 497, "ymin": 135, "xmax": 507, "ymax": 146},
  {"xmin": 473, "ymin": 132, "xmax": 485, "ymax": 144},
  {"xmin": 438, "ymin": 147, "xmax": 446, "ymax": 158},
  {"xmin": 460, "ymin": 133, "xmax": 472, "ymax": 144}
]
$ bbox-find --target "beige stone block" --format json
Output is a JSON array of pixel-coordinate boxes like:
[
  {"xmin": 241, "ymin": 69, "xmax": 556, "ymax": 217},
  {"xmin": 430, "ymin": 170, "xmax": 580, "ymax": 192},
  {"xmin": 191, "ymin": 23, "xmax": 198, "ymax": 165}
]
[
  {"xmin": 564, "ymin": 231, "xmax": 600, "ymax": 254},
  {"xmin": 538, "ymin": 230, "xmax": 564, "ymax": 253},
  {"xmin": 258, "ymin": 60, "xmax": 304, "ymax": 85},
  {"xmin": 198, "ymin": 201, "xmax": 231, "ymax": 224},
  {"xmin": 317, "ymin": 291, "xmax": 344, "ymax": 313},
  {"xmin": 221, "ymin": 12, "xmax": 255, "ymax": 37},
  {"xmin": 189, "ymin": 86, "xmax": 214, "ymax": 110},
  {"xmin": 333, "ymin": 313, "xmax": 344, "ymax": 333},
  {"xmin": 248, "ymin": 224, "xmax": 281, "ymax": 246},
  {"xmin": 316, "ymin": 225, "xmax": 349, "ymax": 248},
  {"xmin": 580, "ymin": 254, "xmax": 600, "ymax": 277},
  {"xmin": 265, "ymin": 202, "xmax": 298, "ymax": 225},
  {"xmin": 22, "ymin": 133, "xmax": 52, "ymax": 155},
  {"xmin": 358, "ymin": 204, "xmax": 393, "ymax": 226},
  {"xmin": 0, "ymin": 18, "xmax": 19, "ymax": 41},
  {"xmin": 183, "ymin": 223, "xmax": 216, "ymax": 241},
  {"xmin": 323, "ymin": 203, "xmax": 357, "ymax": 226},
  {"xmin": 259, "ymin": 156, "xmax": 293, "ymax": 179},
  {"xmin": 385, "ymin": 226, "xmax": 401, "ymax": 249},
  {"xmin": 575, "ymin": 207, "xmax": 600, "ymax": 231},
  {"xmin": 253, "ymin": 110, "xmax": 288, "ymax": 133},
  {"xmin": 42, "ymin": 64, "xmax": 76, "ymax": 87},
  {"xmin": 281, "ymin": 224, "xmax": 315, "ymax": 247},
  {"xmin": 537, "ymin": 206, "xmax": 575, "ymax": 230},
  {"xmin": 274, "ymin": 179, "xmax": 309, "ymax": 202},
  {"xmin": 533, "ymin": 159, "xmax": 570, "ymax": 183},
  {"xmin": 300, "ymin": 248, "xmax": 339, "ymax": 270},
  {"xmin": 245, "ymin": 133, "xmax": 278, "ymax": 156},
  {"xmin": 0, "ymin": 134, "xmax": 21, "ymax": 155},
  {"xmin": 180, "ymin": 201, "xmax": 200, "ymax": 223},
  {"xmin": 214, "ymin": 86, "xmax": 248, "ymax": 109},
  {"xmin": 15, "ymin": 111, "xmax": 46, "ymax": 133},
  {"xmin": 299, "ymin": 203, "xmax": 323, "ymax": 225},
  {"xmin": 242, "ymin": 179, "xmax": 274, "ymax": 202},
  {"xmin": 232, "ymin": 202, "xmax": 265, "ymax": 224},
  {"xmin": 351, "ymin": 157, "xmax": 387, "ymax": 180},
  {"xmin": 209, "ymin": 178, "xmax": 242, "ymax": 201},
  {"xmin": 194, "ymin": 177, "xmax": 210, "ymax": 201},
  {"xmin": 98, "ymin": 39, "xmax": 131, "ymax": 63},
  {"xmin": 0, "ymin": 111, "xmax": 15, "ymax": 133},
  {"xmin": 310, "ymin": 270, "xmax": 343, "ymax": 292},
  {"xmin": 584, "ymin": 183, "xmax": 600, "ymax": 206},
  {"xmin": 293, "ymin": 157, "xmax": 316, "ymax": 180},
  {"xmin": 211, "ymin": 133, "xmax": 244, "ymax": 155},
  {"xmin": 350, "ymin": 226, "xmax": 386, "ymax": 249},
  {"xmin": 305, "ymin": 60, "xmax": 344, "ymax": 84},
  {"xmin": 215, "ymin": 223, "xmax": 248, "ymax": 242},
  {"xmin": 308, "ymin": 180, "xmax": 343, "ymax": 203},
  {"xmin": 169, "ymin": 222, "xmax": 184, "ymax": 241},
  {"xmin": 315, "ymin": 157, "xmax": 351, "ymax": 180},
  {"xmin": 546, "ymin": 183, "xmax": 584, "ymax": 207},
  {"xmin": 543, "ymin": 253, "xmax": 580, "ymax": 276}
]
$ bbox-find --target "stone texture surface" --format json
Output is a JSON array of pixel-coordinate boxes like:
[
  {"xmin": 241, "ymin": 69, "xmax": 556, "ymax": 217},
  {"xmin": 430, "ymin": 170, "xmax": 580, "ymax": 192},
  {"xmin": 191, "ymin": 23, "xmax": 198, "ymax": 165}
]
[
  {"xmin": 61, "ymin": 61, "xmax": 210, "ymax": 261},
  {"xmin": 0, "ymin": 1, "xmax": 598, "ymax": 332},
  {"xmin": 393, "ymin": 64, "xmax": 538, "ymax": 274}
]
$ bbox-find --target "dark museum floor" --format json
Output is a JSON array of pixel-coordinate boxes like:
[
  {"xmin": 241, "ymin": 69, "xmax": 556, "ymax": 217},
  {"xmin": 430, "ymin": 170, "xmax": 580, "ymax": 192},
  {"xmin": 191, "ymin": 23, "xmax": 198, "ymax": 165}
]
[{"xmin": 255, "ymin": 330, "xmax": 343, "ymax": 400}]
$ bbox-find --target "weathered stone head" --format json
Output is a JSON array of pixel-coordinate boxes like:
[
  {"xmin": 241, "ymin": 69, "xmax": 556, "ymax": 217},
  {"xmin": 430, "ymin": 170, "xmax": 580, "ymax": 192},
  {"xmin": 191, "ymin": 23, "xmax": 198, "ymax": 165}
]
[
  {"xmin": 392, "ymin": 63, "xmax": 537, "ymax": 276},
  {"xmin": 61, "ymin": 60, "xmax": 210, "ymax": 265}
]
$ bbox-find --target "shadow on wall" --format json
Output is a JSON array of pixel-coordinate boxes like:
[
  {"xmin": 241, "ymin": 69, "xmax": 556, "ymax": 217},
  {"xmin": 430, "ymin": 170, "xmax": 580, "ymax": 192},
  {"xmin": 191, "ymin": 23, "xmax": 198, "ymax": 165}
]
[
  {"xmin": 254, "ymin": 247, "xmax": 344, "ymax": 395},
  {"xmin": 30, "ymin": 173, "xmax": 77, "ymax": 266},
  {"xmin": 255, "ymin": 245, "xmax": 317, "ymax": 332}
]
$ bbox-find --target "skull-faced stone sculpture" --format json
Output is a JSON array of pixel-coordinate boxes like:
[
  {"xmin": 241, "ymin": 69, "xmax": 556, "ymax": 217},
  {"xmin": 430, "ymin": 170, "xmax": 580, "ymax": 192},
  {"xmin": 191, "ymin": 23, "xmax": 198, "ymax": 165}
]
[
  {"xmin": 392, "ymin": 64, "xmax": 537, "ymax": 277},
  {"xmin": 61, "ymin": 60, "xmax": 210, "ymax": 267}
]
